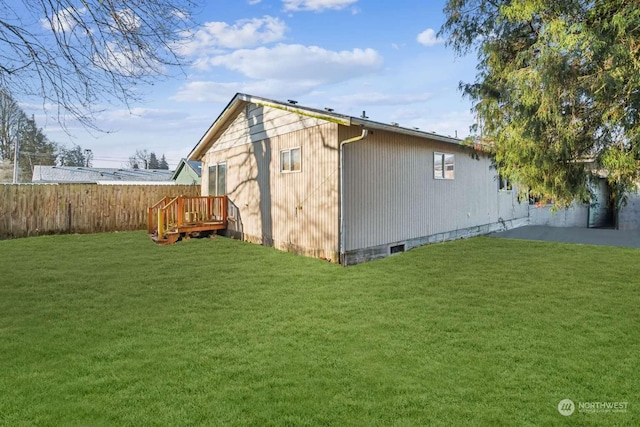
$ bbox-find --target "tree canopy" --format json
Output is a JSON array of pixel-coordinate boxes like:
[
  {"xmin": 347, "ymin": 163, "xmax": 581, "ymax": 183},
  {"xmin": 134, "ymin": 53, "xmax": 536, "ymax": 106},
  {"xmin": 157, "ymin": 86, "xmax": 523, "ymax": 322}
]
[
  {"xmin": 159, "ymin": 154, "xmax": 169, "ymax": 170},
  {"xmin": 148, "ymin": 152, "xmax": 159, "ymax": 169},
  {"xmin": 0, "ymin": 0, "xmax": 197, "ymax": 129},
  {"xmin": 0, "ymin": 89, "xmax": 57, "ymax": 182},
  {"xmin": 58, "ymin": 144, "xmax": 92, "ymax": 167},
  {"xmin": 128, "ymin": 149, "xmax": 169, "ymax": 169},
  {"xmin": 440, "ymin": 0, "xmax": 640, "ymax": 210}
]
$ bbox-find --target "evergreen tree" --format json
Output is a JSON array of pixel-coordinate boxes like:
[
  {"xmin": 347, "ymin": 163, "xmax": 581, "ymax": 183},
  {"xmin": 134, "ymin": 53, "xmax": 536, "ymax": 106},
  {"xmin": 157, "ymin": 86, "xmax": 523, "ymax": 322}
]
[
  {"xmin": 440, "ymin": 0, "xmax": 640, "ymax": 213},
  {"xmin": 148, "ymin": 152, "xmax": 159, "ymax": 169},
  {"xmin": 18, "ymin": 115, "xmax": 57, "ymax": 181},
  {"xmin": 159, "ymin": 154, "xmax": 169, "ymax": 170}
]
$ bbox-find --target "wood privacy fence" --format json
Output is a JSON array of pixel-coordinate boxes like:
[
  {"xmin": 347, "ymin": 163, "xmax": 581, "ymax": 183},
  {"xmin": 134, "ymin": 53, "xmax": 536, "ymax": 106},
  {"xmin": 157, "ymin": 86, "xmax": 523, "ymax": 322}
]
[{"xmin": 0, "ymin": 184, "xmax": 201, "ymax": 239}]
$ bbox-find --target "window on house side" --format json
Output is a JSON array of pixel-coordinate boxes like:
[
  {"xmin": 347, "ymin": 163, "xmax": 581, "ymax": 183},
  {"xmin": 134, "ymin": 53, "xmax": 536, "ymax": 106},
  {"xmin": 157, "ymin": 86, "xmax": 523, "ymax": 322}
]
[
  {"xmin": 208, "ymin": 162, "xmax": 227, "ymax": 196},
  {"xmin": 498, "ymin": 174, "xmax": 512, "ymax": 191},
  {"xmin": 434, "ymin": 152, "xmax": 454, "ymax": 180},
  {"xmin": 281, "ymin": 147, "xmax": 301, "ymax": 173}
]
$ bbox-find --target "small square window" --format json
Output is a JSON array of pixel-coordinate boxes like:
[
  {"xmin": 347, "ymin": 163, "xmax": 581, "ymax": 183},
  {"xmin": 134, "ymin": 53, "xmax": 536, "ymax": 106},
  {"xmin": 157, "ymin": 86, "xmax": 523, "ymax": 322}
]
[
  {"xmin": 434, "ymin": 152, "xmax": 454, "ymax": 180},
  {"xmin": 281, "ymin": 147, "xmax": 301, "ymax": 173},
  {"xmin": 498, "ymin": 174, "xmax": 512, "ymax": 191}
]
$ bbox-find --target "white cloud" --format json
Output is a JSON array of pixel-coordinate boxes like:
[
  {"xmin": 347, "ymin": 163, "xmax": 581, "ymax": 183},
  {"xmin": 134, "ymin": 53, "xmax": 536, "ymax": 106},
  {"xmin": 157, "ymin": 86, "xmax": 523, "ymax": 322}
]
[
  {"xmin": 417, "ymin": 28, "xmax": 444, "ymax": 47},
  {"xmin": 30, "ymin": 105, "xmax": 208, "ymax": 168},
  {"xmin": 101, "ymin": 107, "xmax": 190, "ymax": 123},
  {"xmin": 331, "ymin": 92, "xmax": 432, "ymax": 107},
  {"xmin": 111, "ymin": 9, "xmax": 142, "ymax": 34},
  {"xmin": 40, "ymin": 7, "xmax": 85, "ymax": 32},
  {"xmin": 202, "ymin": 44, "xmax": 382, "ymax": 82},
  {"xmin": 248, "ymin": 0, "xmax": 262, "ymax": 4},
  {"xmin": 172, "ymin": 9, "xmax": 189, "ymax": 21},
  {"xmin": 175, "ymin": 44, "xmax": 382, "ymax": 103},
  {"xmin": 283, "ymin": 0, "xmax": 358, "ymax": 12},
  {"xmin": 172, "ymin": 79, "xmax": 326, "ymax": 103},
  {"xmin": 180, "ymin": 16, "xmax": 287, "ymax": 55},
  {"xmin": 95, "ymin": 41, "xmax": 163, "ymax": 76}
]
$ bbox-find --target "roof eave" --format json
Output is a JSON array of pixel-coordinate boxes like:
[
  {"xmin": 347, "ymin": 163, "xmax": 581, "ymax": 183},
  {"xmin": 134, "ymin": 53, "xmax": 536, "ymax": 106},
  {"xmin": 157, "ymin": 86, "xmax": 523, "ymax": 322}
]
[
  {"xmin": 170, "ymin": 159, "xmax": 186, "ymax": 180},
  {"xmin": 188, "ymin": 94, "xmax": 251, "ymax": 161},
  {"xmin": 350, "ymin": 118, "xmax": 462, "ymax": 145},
  {"xmin": 187, "ymin": 93, "xmax": 351, "ymax": 161}
]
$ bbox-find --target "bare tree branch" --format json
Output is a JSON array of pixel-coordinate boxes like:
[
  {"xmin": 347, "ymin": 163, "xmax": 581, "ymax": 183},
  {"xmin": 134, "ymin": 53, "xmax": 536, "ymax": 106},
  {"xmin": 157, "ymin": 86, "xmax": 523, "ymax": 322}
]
[{"xmin": 0, "ymin": 0, "xmax": 199, "ymax": 131}]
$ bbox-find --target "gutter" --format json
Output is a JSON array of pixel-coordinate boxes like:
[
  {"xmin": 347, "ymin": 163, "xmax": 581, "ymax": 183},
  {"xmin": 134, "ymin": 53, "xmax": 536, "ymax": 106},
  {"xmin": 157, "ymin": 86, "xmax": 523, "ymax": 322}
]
[{"xmin": 339, "ymin": 128, "xmax": 369, "ymax": 266}]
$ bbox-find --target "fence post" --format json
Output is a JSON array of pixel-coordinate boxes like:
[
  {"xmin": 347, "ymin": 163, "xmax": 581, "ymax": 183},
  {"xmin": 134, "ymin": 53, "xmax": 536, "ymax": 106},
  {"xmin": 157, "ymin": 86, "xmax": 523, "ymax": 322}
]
[
  {"xmin": 67, "ymin": 200, "xmax": 72, "ymax": 234},
  {"xmin": 148, "ymin": 207, "xmax": 154, "ymax": 234}
]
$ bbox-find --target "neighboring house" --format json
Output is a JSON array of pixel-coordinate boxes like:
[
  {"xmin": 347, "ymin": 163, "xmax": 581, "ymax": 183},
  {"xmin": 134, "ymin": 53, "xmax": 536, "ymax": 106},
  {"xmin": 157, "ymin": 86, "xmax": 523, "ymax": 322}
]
[
  {"xmin": 171, "ymin": 159, "xmax": 202, "ymax": 185},
  {"xmin": 188, "ymin": 93, "xmax": 529, "ymax": 264},
  {"xmin": 32, "ymin": 166, "xmax": 175, "ymax": 185}
]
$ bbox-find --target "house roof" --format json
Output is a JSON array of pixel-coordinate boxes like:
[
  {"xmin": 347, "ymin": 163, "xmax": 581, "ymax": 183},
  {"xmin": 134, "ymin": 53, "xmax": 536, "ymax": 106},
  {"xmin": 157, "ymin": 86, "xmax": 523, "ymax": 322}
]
[
  {"xmin": 32, "ymin": 166, "xmax": 174, "ymax": 184},
  {"xmin": 188, "ymin": 93, "xmax": 464, "ymax": 161},
  {"xmin": 171, "ymin": 159, "xmax": 202, "ymax": 180}
]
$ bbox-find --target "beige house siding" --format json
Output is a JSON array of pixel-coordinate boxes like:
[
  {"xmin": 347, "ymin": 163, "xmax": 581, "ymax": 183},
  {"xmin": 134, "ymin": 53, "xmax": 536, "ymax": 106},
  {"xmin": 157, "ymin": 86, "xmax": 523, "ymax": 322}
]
[
  {"xmin": 202, "ymin": 103, "xmax": 340, "ymax": 261},
  {"xmin": 340, "ymin": 126, "xmax": 528, "ymax": 253},
  {"xmin": 206, "ymin": 102, "xmax": 333, "ymax": 155}
]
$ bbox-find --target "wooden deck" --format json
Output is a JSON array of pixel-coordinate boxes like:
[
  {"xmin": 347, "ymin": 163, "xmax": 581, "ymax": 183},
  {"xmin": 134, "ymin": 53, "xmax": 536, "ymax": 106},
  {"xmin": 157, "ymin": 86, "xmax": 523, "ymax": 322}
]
[{"xmin": 148, "ymin": 195, "xmax": 227, "ymax": 244}]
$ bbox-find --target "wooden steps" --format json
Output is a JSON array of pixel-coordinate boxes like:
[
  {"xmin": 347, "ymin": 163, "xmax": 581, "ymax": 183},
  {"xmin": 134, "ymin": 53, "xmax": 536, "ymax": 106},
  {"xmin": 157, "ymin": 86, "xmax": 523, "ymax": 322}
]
[
  {"xmin": 148, "ymin": 195, "xmax": 228, "ymax": 245},
  {"xmin": 151, "ymin": 231, "xmax": 181, "ymax": 245}
]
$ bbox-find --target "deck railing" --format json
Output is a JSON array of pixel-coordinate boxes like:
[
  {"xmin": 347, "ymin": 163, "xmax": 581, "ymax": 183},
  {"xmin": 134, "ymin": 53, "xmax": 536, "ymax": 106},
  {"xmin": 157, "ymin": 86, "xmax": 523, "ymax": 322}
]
[
  {"xmin": 148, "ymin": 196, "xmax": 171, "ymax": 234},
  {"xmin": 150, "ymin": 195, "xmax": 227, "ymax": 238}
]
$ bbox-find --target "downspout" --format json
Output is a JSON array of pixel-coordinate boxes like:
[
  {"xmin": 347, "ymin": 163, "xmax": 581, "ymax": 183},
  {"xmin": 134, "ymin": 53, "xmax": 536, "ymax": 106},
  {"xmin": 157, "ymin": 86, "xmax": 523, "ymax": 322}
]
[{"xmin": 339, "ymin": 128, "xmax": 369, "ymax": 266}]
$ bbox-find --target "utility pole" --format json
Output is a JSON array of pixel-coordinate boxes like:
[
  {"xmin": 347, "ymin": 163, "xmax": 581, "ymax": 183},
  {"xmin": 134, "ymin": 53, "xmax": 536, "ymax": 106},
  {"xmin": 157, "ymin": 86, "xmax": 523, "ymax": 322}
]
[
  {"xmin": 12, "ymin": 133, "xmax": 19, "ymax": 183},
  {"xmin": 12, "ymin": 117, "xmax": 22, "ymax": 184}
]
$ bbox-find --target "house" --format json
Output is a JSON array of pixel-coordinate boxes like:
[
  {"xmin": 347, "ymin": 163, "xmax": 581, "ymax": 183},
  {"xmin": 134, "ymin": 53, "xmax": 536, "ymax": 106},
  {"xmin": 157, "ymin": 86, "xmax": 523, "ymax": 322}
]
[
  {"xmin": 171, "ymin": 159, "xmax": 202, "ymax": 185},
  {"xmin": 32, "ymin": 166, "xmax": 175, "ymax": 185},
  {"xmin": 187, "ymin": 93, "xmax": 529, "ymax": 264}
]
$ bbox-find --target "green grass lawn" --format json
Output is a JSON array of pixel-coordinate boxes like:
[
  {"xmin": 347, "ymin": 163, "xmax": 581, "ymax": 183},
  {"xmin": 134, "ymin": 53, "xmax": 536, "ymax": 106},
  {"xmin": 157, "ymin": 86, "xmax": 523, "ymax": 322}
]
[{"xmin": 0, "ymin": 232, "xmax": 638, "ymax": 426}]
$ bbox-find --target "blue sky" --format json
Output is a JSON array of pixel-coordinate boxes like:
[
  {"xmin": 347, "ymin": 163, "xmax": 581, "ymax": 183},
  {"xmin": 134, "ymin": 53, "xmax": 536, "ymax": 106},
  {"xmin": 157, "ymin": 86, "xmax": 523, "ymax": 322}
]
[{"xmin": 35, "ymin": 0, "xmax": 478, "ymax": 168}]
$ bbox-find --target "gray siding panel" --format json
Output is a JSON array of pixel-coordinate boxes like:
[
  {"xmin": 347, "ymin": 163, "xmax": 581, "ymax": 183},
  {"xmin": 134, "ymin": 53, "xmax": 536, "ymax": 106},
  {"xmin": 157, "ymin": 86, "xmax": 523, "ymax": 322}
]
[
  {"xmin": 530, "ymin": 204, "xmax": 589, "ymax": 228},
  {"xmin": 341, "ymin": 127, "xmax": 528, "ymax": 251},
  {"xmin": 620, "ymin": 190, "xmax": 640, "ymax": 230}
]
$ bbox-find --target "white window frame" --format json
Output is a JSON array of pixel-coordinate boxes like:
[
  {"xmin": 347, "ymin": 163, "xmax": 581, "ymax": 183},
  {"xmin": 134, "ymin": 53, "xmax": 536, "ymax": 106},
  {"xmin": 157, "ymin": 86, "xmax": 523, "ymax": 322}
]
[
  {"xmin": 434, "ymin": 152, "xmax": 455, "ymax": 180},
  {"xmin": 280, "ymin": 147, "xmax": 302, "ymax": 173},
  {"xmin": 208, "ymin": 161, "xmax": 227, "ymax": 196}
]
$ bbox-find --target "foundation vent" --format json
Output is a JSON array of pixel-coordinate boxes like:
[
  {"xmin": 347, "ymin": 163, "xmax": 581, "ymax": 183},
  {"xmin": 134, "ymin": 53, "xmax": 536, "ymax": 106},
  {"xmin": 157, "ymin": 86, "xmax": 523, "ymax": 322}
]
[{"xmin": 390, "ymin": 244, "xmax": 405, "ymax": 254}]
